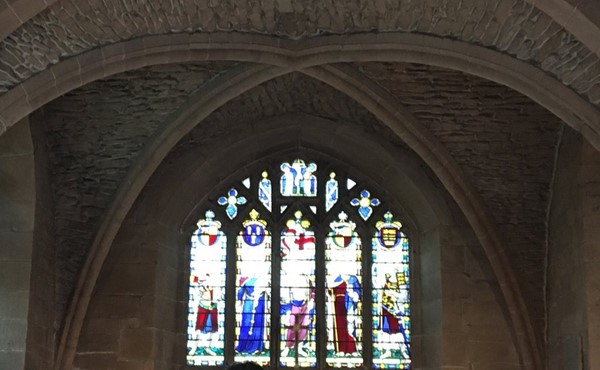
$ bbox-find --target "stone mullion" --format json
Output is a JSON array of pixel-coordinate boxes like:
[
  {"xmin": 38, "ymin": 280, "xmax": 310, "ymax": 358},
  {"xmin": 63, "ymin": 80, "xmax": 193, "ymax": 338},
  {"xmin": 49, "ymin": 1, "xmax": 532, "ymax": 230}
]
[
  {"xmin": 314, "ymin": 227, "xmax": 327, "ymax": 370},
  {"xmin": 224, "ymin": 225, "xmax": 237, "ymax": 364},
  {"xmin": 361, "ymin": 226, "xmax": 374, "ymax": 369},
  {"xmin": 271, "ymin": 223, "xmax": 282, "ymax": 367}
]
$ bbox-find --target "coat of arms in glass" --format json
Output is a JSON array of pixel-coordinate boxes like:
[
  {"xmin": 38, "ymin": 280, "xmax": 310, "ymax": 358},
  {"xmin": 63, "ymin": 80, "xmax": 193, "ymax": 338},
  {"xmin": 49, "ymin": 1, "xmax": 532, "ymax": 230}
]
[{"xmin": 186, "ymin": 159, "xmax": 411, "ymax": 369}]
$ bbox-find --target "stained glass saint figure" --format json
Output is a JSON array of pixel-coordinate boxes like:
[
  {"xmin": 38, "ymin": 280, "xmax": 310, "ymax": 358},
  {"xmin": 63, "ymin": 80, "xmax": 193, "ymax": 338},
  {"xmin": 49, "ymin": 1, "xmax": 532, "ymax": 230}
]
[
  {"xmin": 187, "ymin": 210, "xmax": 226, "ymax": 366},
  {"xmin": 187, "ymin": 161, "xmax": 412, "ymax": 369},
  {"xmin": 325, "ymin": 172, "xmax": 339, "ymax": 212},
  {"xmin": 280, "ymin": 211, "xmax": 317, "ymax": 367},
  {"xmin": 258, "ymin": 171, "xmax": 272, "ymax": 212},
  {"xmin": 372, "ymin": 212, "xmax": 411, "ymax": 369},
  {"xmin": 234, "ymin": 209, "xmax": 272, "ymax": 365},
  {"xmin": 325, "ymin": 212, "xmax": 363, "ymax": 367},
  {"xmin": 280, "ymin": 159, "xmax": 318, "ymax": 197}
]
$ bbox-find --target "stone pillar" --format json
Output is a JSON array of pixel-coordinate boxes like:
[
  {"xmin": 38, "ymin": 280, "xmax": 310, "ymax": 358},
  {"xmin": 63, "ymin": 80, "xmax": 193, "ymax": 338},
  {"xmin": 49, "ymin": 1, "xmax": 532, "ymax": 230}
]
[
  {"xmin": 74, "ymin": 218, "xmax": 161, "ymax": 370},
  {"xmin": 0, "ymin": 118, "xmax": 35, "ymax": 369},
  {"xmin": 579, "ymin": 138, "xmax": 600, "ymax": 369},
  {"xmin": 548, "ymin": 130, "xmax": 600, "ymax": 370},
  {"xmin": 440, "ymin": 225, "xmax": 521, "ymax": 370}
]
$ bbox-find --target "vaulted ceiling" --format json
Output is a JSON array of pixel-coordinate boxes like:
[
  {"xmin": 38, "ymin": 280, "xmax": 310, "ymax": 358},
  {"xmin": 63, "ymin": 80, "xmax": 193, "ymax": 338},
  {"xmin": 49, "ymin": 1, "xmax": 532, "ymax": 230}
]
[{"xmin": 3, "ymin": 1, "xmax": 600, "ymax": 369}]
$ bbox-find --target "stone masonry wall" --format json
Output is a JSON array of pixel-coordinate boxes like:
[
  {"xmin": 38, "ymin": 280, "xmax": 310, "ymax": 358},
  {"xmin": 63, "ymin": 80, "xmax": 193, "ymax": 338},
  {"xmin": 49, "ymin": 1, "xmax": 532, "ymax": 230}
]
[
  {"xmin": 357, "ymin": 61, "xmax": 563, "ymax": 348},
  {"xmin": 36, "ymin": 61, "xmax": 234, "ymax": 331},
  {"xmin": 0, "ymin": 118, "xmax": 35, "ymax": 369},
  {"xmin": 547, "ymin": 129, "xmax": 600, "ymax": 370},
  {"xmin": 39, "ymin": 66, "xmax": 562, "ymax": 367},
  {"xmin": 74, "ymin": 76, "xmax": 520, "ymax": 369},
  {"xmin": 1, "ymin": 0, "xmax": 599, "ymax": 108}
]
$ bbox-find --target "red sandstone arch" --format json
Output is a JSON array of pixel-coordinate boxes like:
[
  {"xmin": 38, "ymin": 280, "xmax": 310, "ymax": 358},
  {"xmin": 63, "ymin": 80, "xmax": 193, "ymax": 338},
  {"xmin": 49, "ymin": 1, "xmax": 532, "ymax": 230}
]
[{"xmin": 56, "ymin": 60, "xmax": 541, "ymax": 369}]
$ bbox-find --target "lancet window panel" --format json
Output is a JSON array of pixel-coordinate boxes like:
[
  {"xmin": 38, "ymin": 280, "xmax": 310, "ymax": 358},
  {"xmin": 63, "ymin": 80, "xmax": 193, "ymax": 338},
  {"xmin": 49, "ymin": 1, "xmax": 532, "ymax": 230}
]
[{"xmin": 186, "ymin": 158, "xmax": 412, "ymax": 369}]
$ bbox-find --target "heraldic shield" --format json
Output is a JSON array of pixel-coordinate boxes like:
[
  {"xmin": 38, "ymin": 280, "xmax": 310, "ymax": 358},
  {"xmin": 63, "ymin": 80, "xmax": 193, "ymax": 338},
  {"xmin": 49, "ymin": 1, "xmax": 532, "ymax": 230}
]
[
  {"xmin": 376, "ymin": 211, "xmax": 403, "ymax": 249},
  {"xmin": 196, "ymin": 210, "xmax": 223, "ymax": 247},
  {"xmin": 329, "ymin": 211, "xmax": 357, "ymax": 249},
  {"xmin": 242, "ymin": 209, "xmax": 269, "ymax": 247}
]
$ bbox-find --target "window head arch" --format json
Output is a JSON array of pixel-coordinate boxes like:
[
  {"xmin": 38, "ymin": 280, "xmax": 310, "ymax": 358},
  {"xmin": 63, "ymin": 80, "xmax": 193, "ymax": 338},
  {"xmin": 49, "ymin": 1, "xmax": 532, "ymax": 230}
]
[{"xmin": 187, "ymin": 158, "xmax": 411, "ymax": 369}]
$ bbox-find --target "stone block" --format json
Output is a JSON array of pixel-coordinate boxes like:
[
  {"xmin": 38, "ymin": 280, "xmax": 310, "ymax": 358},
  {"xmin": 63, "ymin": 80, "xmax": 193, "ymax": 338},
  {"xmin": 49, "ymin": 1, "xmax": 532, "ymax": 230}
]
[
  {"xmin": 421, "ymin": 298, "xmax": 443, "ymax": 335},
  {"xmin": 152, "ymin": 295, "xmax": 177, "ymax": 331},
  {"xmin": 78, "ymin": 330, "xmax": 120, "ymax": 353},
  {"xmin": 466, "ymin": 337, "xmax": 518, "ymax": 364},
  {"xmin": 0, "ymin": 350, "xmax": 25, "ymax": 370},
  {"xmin": 442, "ymin": 332, "xmax": 467, "ymax": 366},
  {"xmin": 74, "ymin": 352, "xmax": 118, "ymax": 370},
  {"xmin": 588, "ymin": 343, "xmax": 600, "ymax": 370},
  {"xmin": 418, "ymin": 334, "xmax": 441, "ymax": 368},
  {"xmin": 107, "ymin": 242, "xmax": 158, "ymax": 265},
  {"xmin": 154, "ymin": 266, "xmax": 178, "ymax": 298},
  {"xmin": 0, "ymin": 198, "xmax": 35, "ymax": 232},
  {"xmin": 155, "ymin": 330, "xmax": 178, "ymax": 364},
  {"xmin": 442, "ymin": 297, "xmax": 466, "ymax": 333},
  {"xmin": 0, "ymin": 230, "xmax": 33, "ymax": 261},
  {"xmin": 440, "ymin": 242, "xmax": 466, "ymax": 273},
  {"xmin": 441, "ymin": 272, "xmax": 470, "ymax": 300},
  {"xmin": 0, "ymin": 290, "xmax": 28, "ymax": 318},
  {"xmin": 113, "ymin": 360, "xmax": 154, "ymax": 370},
  {"xmin": 0, "ymin": 117, "xmax": 32, "ymax": 157},
  {"xmin": 95, "ymin": 263, "xmax": 156, "ymax": 295},
  {"xmin": 86, "ymin": 294, "xmax": 142, "ymax": 319},
  {"xmin": 0, "ymin": 318, "xmax": 27, "ymax": 350},
  {"xmin": 0, "ymin": 153, "xmax": 34, "ymax": 201},
  {"xmin": 118, "ymin": 328, "xmax": 156, "ymax": 360},
  {"xmin": 0, "ymin": 260, "xmax": 31, "ymax": 291}
]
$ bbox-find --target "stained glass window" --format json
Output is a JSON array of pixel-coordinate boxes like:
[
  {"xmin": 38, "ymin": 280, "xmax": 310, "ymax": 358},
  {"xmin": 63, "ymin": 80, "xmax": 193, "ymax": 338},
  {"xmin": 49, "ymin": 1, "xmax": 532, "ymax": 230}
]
[
  {"xmin": 280, "ymin": 159, "xmax": 317, "ymax": 196},
  {"xmin": 326, "ymin": 172, "xmax": 338, "ymax": 212},
  {"xmin": 186, "ymin": 159, "xmax": 411, "ymax": 369},
  {"xmin": 280, "ymin": 211, "xmax": 317, "ymax": 367},
  {"xmin": 325, "ymin": 212, "xmax": 363, "ymax": 367},
  {"xmin": 187, "ymin": 210, "xmax": 227, "ymax": 366},
  {"xmin": 372, "ymin": 212, "xmax": 411, "ymax": 369},
  {"xmin": 235, "ymin": 209, "xmax": 272, "ymax": 365},
  {"xmin": 258, "ymin": 172, "xmax": 272, "ymax": 212}
]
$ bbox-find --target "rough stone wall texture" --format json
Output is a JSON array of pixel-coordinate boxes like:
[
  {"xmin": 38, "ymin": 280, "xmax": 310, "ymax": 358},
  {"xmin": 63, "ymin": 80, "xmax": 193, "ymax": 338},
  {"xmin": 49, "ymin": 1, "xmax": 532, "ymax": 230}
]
[
  {"xmin": 166, "ymin": 72, "xmax": 528, "ymax": 368},
  {"xmin": 74, "ymin": 83, "xmax": 520, "ymax": 368},
  {"xmin": 35, "ymin": 61, "xmax": 234, "ymax": 326},
  {"xmin": 356, "ymin": 61, "xmax": 564, "ymax": 346},
  {"xmin": 169, "ymin": 72, "xmax": 396, "ymax": 157},
  {"xmin": 1, "ymin": 0, "xmax": 599, "ymax": 106},
  {"xmin": 37, "ymin": 63, "xmax": 564, "ymax": 361},
  {"xmin": 0, "ymin": 118, "xmax": 34, "ymax": 370},
  {"xmin": 73, "ymin": 74, "xmax": 402, "ymax": 369}
]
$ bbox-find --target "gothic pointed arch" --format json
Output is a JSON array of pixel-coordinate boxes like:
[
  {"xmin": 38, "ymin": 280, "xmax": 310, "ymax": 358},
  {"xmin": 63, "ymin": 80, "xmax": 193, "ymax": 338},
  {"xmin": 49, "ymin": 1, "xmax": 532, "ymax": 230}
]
[{"xmin": 186, "ymin": 154, "xmax": 413, "ymax": 368}]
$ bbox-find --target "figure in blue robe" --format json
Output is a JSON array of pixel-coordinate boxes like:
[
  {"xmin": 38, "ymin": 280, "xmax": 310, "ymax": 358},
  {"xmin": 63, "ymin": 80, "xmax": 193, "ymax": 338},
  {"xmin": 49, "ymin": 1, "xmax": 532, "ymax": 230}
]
[{"xmin": 236, "ymin": 277, "xmax": 267, "ymax": 354}]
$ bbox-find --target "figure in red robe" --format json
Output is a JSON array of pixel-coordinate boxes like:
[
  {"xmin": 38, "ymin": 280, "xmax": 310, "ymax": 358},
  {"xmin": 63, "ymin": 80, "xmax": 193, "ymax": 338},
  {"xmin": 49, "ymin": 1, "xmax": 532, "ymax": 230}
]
[{"xmin": 329, "ymin": 275, "xmax": 361, "ymax": 354}]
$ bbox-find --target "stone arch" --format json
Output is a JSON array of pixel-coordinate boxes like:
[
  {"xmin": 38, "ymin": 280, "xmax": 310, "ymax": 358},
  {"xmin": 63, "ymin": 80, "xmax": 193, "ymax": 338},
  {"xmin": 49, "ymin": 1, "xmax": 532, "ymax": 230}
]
[
  {"xmin": 1, "ymin": 0, "xmax": 600, "ymax": 56},
  {"xmin": 302, "ymin": 65, "xmax": 540, "ymax": 369},
  {"xmin": 55, "ymin": 64, "xmax": 539, "ymax": 369},
  {"xmin": 0, "ymin": 32, "xmax": 599, "ymax": 150},
  {"xmin": 76, "ymin": 113, "xmax": 500, "ymax": 369}
]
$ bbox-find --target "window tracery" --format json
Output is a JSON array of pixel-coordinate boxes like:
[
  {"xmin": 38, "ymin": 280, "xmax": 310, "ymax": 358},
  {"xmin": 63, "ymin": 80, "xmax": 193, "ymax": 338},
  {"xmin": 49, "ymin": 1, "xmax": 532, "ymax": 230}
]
[{"xmin": 187, "ymin": 159, "xmax": 411, "ymax": 369}]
